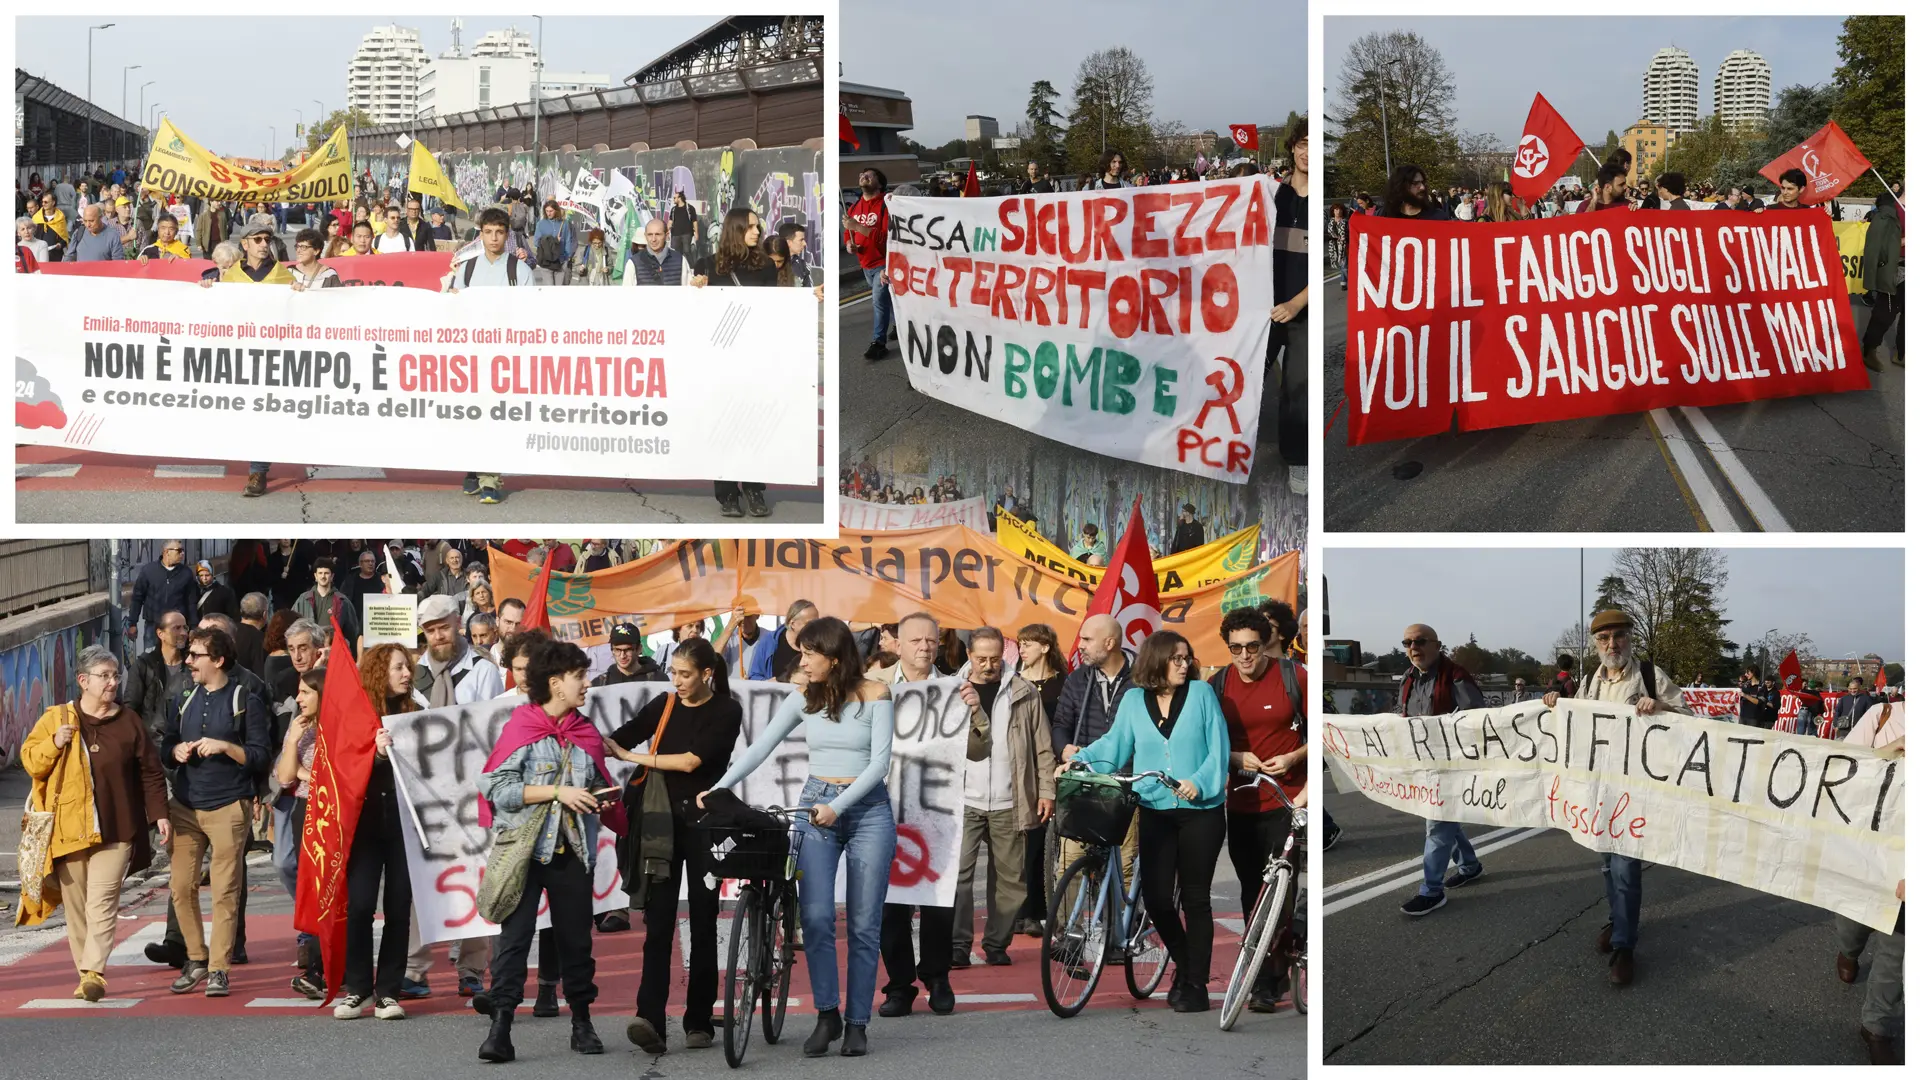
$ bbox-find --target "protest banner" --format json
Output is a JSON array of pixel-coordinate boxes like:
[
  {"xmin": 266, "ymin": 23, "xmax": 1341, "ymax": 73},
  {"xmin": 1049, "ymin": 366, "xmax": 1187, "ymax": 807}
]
[
  {"xmin": 1833, "ymin": 221, "xmax": 1869, "ymax": 295},
  {"xmin": 839, "ymin": 495, "xmax": 989, "ymax": 532},
  {"xmin": 14, "ymin": 274, "xmax": 818, "ymax": 482},
  {"xmin": 386, "ymin": 678, "xmax": 969, "ymax": 944},
  {"xmin": 37, "ymin": 250, "xmax": 458, "ymax": 291},
  {"xmin": 884, "ymin": 177, "xmax": 1275, "ymax": 482},
  {"xmin": 142, "ymin": 119, "xmax": 353, "ymax": 204},
  {"xmin": 1343, "ymin": 208, "xmax": 1867, "ymax": 445},
  {"xmin": 360, "ymin": 594, "xmax": 418, "ymax": 646},
  {"xmin": 487, "ymin": 532, "xmax": 1299, "ymax": 666},
  {"xmin": 994, "ymin": 515, "xmax": 1262, "ymax": 594},
  {"xmin": 1323, "ymin": 699, "xmax": 1904, "ymax": 931}
]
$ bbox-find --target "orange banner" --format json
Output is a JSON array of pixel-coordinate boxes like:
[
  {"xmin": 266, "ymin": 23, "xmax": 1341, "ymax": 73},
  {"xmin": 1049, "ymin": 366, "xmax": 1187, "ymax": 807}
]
[{"xmin": 489, "ymin": 531, "xmax": 1298, "ymax": 666}]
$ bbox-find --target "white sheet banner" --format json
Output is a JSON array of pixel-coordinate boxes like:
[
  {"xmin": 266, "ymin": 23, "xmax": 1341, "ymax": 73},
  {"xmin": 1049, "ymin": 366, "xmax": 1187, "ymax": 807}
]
[
  {"xmin": 883, "ymin": 177, "xmax": 1275, "ymax": 483},
  {"xmin": 838, "ymin": 494, "xmax": 989, "ymax": 532},
  {"xmin": 386, "ymin": 678, "xmax": 969, "ymax": 945},
  {"xmin": 1323, "ymin": 699, "xmax": 1904, "ymax": 932},
  {"xmin": 15, "ymin": 274, "xmax": 817, "ymax": 483}
]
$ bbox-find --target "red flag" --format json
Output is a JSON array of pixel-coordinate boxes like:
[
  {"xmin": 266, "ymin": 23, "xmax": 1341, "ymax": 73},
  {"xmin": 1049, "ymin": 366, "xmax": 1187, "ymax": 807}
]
[
  {"xmin": 293, "ymin": 617, "xmax": 381, "ymax": 1005},
  {"xmin": 961, "ymin": 161, "xmax": 981, "ymax": 198},
  {"xmin": 521, "ymin": 557, "xmax": 554, "ymax": 633},
  {"xmin": 1875, "ymin": 665, "xmax": 1887, "ymax": 691},
  {"xmin": 839, "ymin": 112, "xmax": 861, "ymax": 150},
  {"xmin": 1778, "ymin": 649, "xmax": 1803, "ymax": 692},
  {"xmin": 1076, "ymin": 497, "xmax": 1162, "ymax": 661},
  {"xmin": 1760, "ymin": 121, "xmax": 1871, "ymax": 204},
  {"xmin": 1509, "ymin": 93, "xmax": 1585, "ymax": 208},
  {"xmin": 1229, "ymin": 124, "xmax": 1258, "ymax": 151}
]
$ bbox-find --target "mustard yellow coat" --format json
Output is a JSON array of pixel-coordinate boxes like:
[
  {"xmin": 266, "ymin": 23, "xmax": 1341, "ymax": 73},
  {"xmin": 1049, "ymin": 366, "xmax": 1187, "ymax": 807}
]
[{"xmin": 15, "ymin": 704, "xmax": 102, "ymax": 926}]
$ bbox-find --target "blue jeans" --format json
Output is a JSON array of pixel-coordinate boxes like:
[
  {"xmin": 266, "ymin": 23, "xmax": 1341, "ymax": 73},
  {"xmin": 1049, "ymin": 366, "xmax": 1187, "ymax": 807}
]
[
  {"xmin": 862, "ymin": 267, "xmax": 894, "ymax": 343},
  {"xmin": 795, "ymin": 777, "xmax": 895, "ymax": 1026},
  {"xmin": 1601, "ymin": 855, "xmax": 1642, "ymax": 949},
  {"xmin": 1796, "ymin": 712, "xmax": 1817, "ymax": 737},
  {"xmin": 1418, "ymin": 820, "xmax": 1480, "ymax": 898},
  {"xmin": 274, "ymin": 796, "xmax": 317, "ymax": 952}
]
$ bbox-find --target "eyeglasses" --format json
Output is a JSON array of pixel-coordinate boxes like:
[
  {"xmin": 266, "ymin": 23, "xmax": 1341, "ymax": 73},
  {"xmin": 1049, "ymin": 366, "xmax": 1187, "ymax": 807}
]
[
  {"xmin": 1225, "ymin": 642, "xmax": 1263, "ymax": 655},
  {"xmin": 1402, "ymin": 637, "xmax": 1434, "ymax": 648},
  {"xmin": 186, "ymin": 650, "xmax": 211, "ymax": 660},
  {"xmin": 81, "ymin": 670, "xmax": 120, "ymax": 681},
  {"xmin": 1170, "ymin": 655, "xmax": 1193, "ymax": 666}
]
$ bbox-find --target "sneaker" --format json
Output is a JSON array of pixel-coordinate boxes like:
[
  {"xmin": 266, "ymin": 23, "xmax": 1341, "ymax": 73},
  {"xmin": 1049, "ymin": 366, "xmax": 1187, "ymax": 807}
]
[
  {"xmin": 1865, "ymin": 347, "xmax": 1885, "ymax": 372},
  {"xmin": 398, "ymin": 977, "xmax": 431, "ymax": 999},
  {"xmin": 745, "ymin": 490, "xmax": 771, "ymax": 517},
  {"xmin": 462, "ymin": 472, "xmax": 481, "ymax": 496},
  {"xmin": 1442, "ymin": 865, "xmax": 1484, "ymax": 890},
  {"xmin": 459, "ymin": 975, "xmax": 483, "ymax": 997},
  {"xmin": 1399, "ymin": 892, "xmax": 1447, "ymax": 917},
  {"xmin": 77, "ymin": 972, "xmax": 106, "ymax": 1002},
  {"xmin": 718, "ymin": 495, "xmax": 745, "ymax": 518},
  {"xmin": 291, "ymin": 973, "xmax": 326, "ymax": 1000},
  {"xmin": 625, "ymin": 1017, "xmax": 666, "ymax": 1053},
  {"xmin": 685, "ymin": 1030, "xmax": 714, "ymax": 1050},
  {"xmin": 1014, "ymin": 917, "xmax": 1044, "ymax": 938},
  {"xmin": 170, "ymin": 962, "xmax": 209, "ymax": 994},
  {"xmin": 1323, "ymin": 823, "xmax": 1343, "ymax": 850},
  {"xmin": 863, "ymin": 339, "xmax": 888, "ymax": 361},
  {"xmin": 374, "ymin": 997, "xmax": 407, "ymax": 1020},
  {"xmin": 243, "ymin": 471, "xmax": 267, "ymax": 497},
  {"xmin": 333, "ymin": 993, "xmax": 369, "ymax": 1019},
  {"xmin": 204, "ymin": 971, "xmax": 230, "ymax": 998},
  {"xmin": 478, "ymin": 485, "xmax": 503, "ymax": 505}
]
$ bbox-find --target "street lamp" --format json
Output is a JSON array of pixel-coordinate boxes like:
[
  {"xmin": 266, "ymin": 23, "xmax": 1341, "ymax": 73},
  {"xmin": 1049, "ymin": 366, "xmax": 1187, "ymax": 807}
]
[
  {"xmin": 149, "ymin": 103, "xmax": 161, "ymax": 131},
  {"xmin": 1377, "ymin": 56, "xmax": 1403, "ymax": 179},
  {"xmin": 531, "ymin": 16, "xmax": 545, "ymax": 161},
  {"xmin": 122, "ymin": 64, "xmax": 141, "ymax": 118},
  {"xmin": 269, "ymin": 126, "xmax": 277, "ymax": 161},
  {"xmin": 88, "ymin": 22, "xmax": 116, "ymax": 166},
  {"xmin": 138, "ymin": 81, "xmax": 154, "ymax": 128}
]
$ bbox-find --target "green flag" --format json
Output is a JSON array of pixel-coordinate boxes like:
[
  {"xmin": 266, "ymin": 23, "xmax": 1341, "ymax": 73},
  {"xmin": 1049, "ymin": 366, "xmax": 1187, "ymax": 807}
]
[{"xmin": 615, "ymin": 202, "xmax": 645, "ymax": 280}]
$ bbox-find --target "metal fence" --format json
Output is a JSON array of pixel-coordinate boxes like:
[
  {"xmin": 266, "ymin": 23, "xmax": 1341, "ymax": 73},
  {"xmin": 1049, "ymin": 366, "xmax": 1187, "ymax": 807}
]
[{"xmin": 0, "ymin": 541, "xmax": 104, "ymax": 619}]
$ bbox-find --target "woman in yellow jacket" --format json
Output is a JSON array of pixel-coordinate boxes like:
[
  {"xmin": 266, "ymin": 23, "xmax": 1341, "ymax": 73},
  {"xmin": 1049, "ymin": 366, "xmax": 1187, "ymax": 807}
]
[{"xmin": 17, "ymin": 644, "xmax": 171, "ymax": 1001}]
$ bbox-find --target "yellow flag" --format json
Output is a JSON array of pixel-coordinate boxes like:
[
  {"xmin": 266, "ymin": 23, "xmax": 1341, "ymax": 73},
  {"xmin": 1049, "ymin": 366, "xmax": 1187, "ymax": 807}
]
[
  {"xmin": 1833, "ymin": 220, "xmax": 1868, "ymax": 295},
  {"xmin": 408, "ymin": 140, "xmax": 467, "ymax": 213},
  {"xmin": 141, "ymin": 118, "xmax": 352, "ymax": 203},
  {"xmin": 994, "ymin": 516, "xmax": 1263, "ymax": 594}
]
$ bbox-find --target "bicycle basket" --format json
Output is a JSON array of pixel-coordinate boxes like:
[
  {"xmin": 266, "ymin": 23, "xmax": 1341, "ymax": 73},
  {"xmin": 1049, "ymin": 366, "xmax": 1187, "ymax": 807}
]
[
  {"xmin": 697, "ymin": 823, "xmax": 800, "ymax": 882},
  {"xmin": 1054, "ymin": 771, "xmax": 1139, "ymax": 846}
]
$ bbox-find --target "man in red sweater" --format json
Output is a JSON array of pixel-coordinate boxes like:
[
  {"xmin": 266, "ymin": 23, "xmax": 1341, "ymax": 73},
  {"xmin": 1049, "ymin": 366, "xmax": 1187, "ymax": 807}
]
[{"xmin": 843, "ymin": 168, "xmax": 894, "ymax": 360}]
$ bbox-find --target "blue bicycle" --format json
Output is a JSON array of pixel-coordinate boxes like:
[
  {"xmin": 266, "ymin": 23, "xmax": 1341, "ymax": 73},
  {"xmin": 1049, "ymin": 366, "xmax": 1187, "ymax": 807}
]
[{"xmin": 1040, "ymin": 762, "xmax": 1177, "ymax": 1017}]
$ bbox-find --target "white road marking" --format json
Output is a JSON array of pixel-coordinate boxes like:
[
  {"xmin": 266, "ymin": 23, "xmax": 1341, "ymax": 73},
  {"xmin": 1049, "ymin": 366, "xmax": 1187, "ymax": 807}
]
[
  {"xmin": 1321, "ymin": 827, "xmax": 1531, "ymax": 899},
  {"xmin": 247, "ymin": 997, "xmax": 327, "ymax": 1008},
  {"xmin": 1216, "ymin": 917, "xmax": 1246, "ymax": 934},
  {"xmin": 1648, "ymin": 408, "xmax": 1739, "ymax": 531},
  {"xmin": 1323, "ymin": 828, "xmax": 1555, "ymax": 917},
  {"xmin": 1677, "ymin": 407, "xmax": 1794, "ymax": 531},
  {"xmin": 0, "ymin": 925, "xmax": 71, "ymax": 968},
  {"xmin": 15, "ymin": 464, "xmax": 81, "ymax": 478},
  {"xmin": 305, "ymin": 466, "xmax": 389, "ymax": 480},
  {"xmin": 954, "ymin": 993, "xmax": 1038, "ymax": 1003},
  {"xmin": 153, "ymin": 464, "xmax": 227, "ymax": 478},
  {"xmin": 21, "ymin": 997, "xmax": 141, "ymax": 1009}
]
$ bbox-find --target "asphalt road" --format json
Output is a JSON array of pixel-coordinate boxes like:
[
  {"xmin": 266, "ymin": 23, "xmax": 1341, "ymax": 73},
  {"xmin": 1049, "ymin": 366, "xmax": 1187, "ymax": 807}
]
[
  {"xmin": 1320, "ymin": 787, "xmax": 1892, "ymax": 1065},
  {"xmin": 1324, "ymin": 279, "xmax": 1904, "ymax": 532}
]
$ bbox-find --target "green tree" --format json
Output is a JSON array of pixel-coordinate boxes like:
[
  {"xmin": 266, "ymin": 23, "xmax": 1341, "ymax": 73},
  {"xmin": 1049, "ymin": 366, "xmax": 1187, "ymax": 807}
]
[
  {"xmin": 1451, "ymin": 634, "xmax": 1491, "ymax": 676},
  {"xmin": 1832, "ymin": 15, "xmax": 1904, "ymax": 196},
  {"xmin": 1652, "ymin": 114, "xmax": 1764, "ymax": 194},
  {"xmin": 1025, "ymin": 80, "xmax": 1065, "ymax": 173},
  {"xmin": 1882, "ymin": 662, "xmax": 1904, "ymax": 687},
  {"xmin": 1328, "ymin": 30, "xmax": 1461, "ymax": 198},
  {"xmin": 1063, "ymin": 47, "xmax": 1156, "ymax": 177},
  {"xmin": 1592, "ymin": 549, "xmax": 1732, "ymax": 686},
  {"xmin": 303, "ymin": 107, "xmax": 375, "ymax": 154}
]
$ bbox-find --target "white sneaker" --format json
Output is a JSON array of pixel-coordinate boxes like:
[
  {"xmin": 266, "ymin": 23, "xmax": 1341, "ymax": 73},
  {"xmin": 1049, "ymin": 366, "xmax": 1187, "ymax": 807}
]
[
  {"xmin": 373, "ymin": 997, "xmax": 407, "ymax": 1020},
  {"xmin": 333, "ymin": 994, "xmax": 369, "ymax": 1019}
]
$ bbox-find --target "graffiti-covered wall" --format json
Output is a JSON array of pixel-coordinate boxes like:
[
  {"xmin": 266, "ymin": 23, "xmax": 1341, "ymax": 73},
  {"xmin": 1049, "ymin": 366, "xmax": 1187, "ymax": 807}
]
[
  {"xmin": 0, "ymin": 616, "xmax": 105, "ymax": 770},
  {"xmin": 354, "ymin": 146, "xmax": 827, "ymax": 276}
]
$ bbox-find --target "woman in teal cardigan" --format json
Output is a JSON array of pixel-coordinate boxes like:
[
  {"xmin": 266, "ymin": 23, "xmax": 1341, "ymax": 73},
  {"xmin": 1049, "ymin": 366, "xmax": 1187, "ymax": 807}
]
[{"xmin": 1066, "ymin": 630, "xmax": 1230, "ymax": 1013}]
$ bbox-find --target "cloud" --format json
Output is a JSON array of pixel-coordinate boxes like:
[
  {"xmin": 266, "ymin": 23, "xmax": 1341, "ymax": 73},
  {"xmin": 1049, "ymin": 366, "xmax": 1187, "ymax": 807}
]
[{"xmin": 15, "ymin": 358, "xmax": 67, "ymax": 430}]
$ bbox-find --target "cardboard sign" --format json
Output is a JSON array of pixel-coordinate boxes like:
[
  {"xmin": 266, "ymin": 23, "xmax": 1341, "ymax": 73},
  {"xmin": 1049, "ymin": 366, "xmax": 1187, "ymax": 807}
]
[{"xmin": 360, "ymin": 594, "xmax": 418, "ymax": 646}]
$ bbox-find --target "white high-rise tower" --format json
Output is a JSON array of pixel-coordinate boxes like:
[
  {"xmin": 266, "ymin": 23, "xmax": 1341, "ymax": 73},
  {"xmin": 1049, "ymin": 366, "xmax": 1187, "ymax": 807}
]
[
  {"xmin": 347, "ymin": 24, "xmax": 430, "ymax": 126},
  {"xmin": 1715, "ymin": 50, "xmax": 1772, "ymax": 129},
  {"xmin": 1643, "ymin": 47, "xmax": 1700, "ymax": 134}
]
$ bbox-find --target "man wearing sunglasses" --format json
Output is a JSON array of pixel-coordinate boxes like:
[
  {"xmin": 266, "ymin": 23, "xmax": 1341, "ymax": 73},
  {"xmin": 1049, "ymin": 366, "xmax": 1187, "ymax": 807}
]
[
  {"xmin": 1539, "ymin": 609, "xmax": 1690, "ymax": 988},
  {"xmin": 1397, "ymin": 624, "xmax": 1487, "ymax": 918}
]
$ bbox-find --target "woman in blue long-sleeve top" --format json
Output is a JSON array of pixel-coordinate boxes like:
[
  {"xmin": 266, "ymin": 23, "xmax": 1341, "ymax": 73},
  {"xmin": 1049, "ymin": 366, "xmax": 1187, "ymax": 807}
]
[
  {"xmin": 1066, "ymin": 629, "xmax": 1230, "ymax": 1013},
  {"xmin": 701, "ymin": 616, "xmax": 894, "ymax": 1058}
]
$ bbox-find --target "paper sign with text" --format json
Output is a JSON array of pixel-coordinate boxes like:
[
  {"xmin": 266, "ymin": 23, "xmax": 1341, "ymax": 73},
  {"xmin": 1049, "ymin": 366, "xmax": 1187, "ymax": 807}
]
[
  {"xmin": 885, "ymin": 179, "xmax": 1275, "ymax": 482},
  {"xmin": 1344, "ymin": 208, "xmax": 1867, "ymax": 444},
  {"xmin": 1324, "ymin": 699, "xmax": 1904, "ymax": 931},
  {"xmin": 360, "ymin": 594, "xmax": 418, "ymax": 647}
]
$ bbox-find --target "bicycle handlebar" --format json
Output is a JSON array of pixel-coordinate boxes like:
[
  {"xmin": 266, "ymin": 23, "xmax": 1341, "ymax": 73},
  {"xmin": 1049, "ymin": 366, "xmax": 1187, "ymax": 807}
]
[
  {"xmin": 1063, "ymin": 760, "xmax": 1176, "ymax": 790},
  {"xmin": 1233, "ymin": 771, "xmax": 1300, "ymax": 812}
]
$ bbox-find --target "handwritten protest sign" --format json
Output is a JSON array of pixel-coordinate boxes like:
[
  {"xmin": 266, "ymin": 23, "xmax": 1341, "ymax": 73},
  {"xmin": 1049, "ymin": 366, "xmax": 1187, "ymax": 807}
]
[
  {"xmin": 385, "ymin": 678, "xmax": 968, "ymax": 944},
  {"xmin": 885, "ymin": 178, "xmax": 1275, "ymax": 482},
  {"xmin": 15, "ymin": 275, "xmax": 817, "ymax": 482},
  {"xmin": 360, "ymin": 594, "xmax": 418, "ymax": 647},
  {"xmin": 839, "ymin": 495, "xmax": 989, "ymax": 532},
  {"xmin": 1324, "ymin": 699, "xmax": 1904, "ymax": 931},
  {"xmin": 1344, "ymin": 208, "xmax": 1867, "ymax": 444}
]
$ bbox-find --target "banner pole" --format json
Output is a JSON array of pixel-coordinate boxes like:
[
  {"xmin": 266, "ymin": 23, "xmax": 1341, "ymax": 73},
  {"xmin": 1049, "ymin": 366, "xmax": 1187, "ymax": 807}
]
[{"xmin": 1869, "ymin": 166, "xmax": 1905, "ymax": 210}]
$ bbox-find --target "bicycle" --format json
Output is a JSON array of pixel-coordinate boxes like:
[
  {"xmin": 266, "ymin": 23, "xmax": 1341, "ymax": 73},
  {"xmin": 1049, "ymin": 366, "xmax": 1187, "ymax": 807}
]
[
  {"xmin": 700, "ymin": 805, "xmax": 809, "ymax": 1069},
  {"xmin": 1220, "ymin": 772, "xmax": 1307, "ymax": 1031},
  {"xmin": 1040, "ymin": 762, "xmax": 1177, "ymax": 1018}
]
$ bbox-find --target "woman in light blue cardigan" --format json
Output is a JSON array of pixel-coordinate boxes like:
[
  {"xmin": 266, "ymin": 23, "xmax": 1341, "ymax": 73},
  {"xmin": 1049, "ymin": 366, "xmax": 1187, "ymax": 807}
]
[{"xmin": 1068, "ymin": 629, "xmax": 1230, "ymax": 1012}]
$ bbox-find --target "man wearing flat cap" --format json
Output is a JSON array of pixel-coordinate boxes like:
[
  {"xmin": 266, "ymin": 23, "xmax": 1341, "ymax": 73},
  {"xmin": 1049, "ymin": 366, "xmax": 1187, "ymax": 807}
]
[{"xmin": 1541, "ymin": 608, "xmax": 1691, "ymax": 989}]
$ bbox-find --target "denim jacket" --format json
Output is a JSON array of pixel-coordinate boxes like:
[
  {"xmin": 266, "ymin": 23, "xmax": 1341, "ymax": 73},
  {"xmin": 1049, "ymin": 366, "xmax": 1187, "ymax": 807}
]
[{"xmin": 481, "ymin": 736, "xmax": 603, "ymax": 867}]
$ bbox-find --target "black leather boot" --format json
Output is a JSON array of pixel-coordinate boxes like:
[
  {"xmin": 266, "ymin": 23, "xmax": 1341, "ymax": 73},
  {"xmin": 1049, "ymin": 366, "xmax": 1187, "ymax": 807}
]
[
  {"xmin": 840, "ymin": 1023, "xmax": 869, "ymax": 1057},
  {"xmin": 803, "ymin": 1008, "xmax": 844, "ymax": 1058},
  {"xmin": 478, "ymin": 1011, "xmax": 515, "ymax": 1063},
  {"xmin": 570, "ymin": 1009, "xmax": 604, "ymax": 1055}
]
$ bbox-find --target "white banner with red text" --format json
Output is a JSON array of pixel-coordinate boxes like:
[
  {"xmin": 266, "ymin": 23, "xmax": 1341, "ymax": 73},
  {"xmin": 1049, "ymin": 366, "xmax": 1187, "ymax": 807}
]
[
  {"xmin": 386, "ymin": 678, "xmax": 968, "ymax": 945},
  {"xmin": 14, "ymin": 274, "xmax": 817, "ymax": 483},
  {"xmin": 1323, "ymin": 699, "xmax": 1904, "ymax": 932},
  {"xmin": 883, "ymin": 178, "xmax": 1275, "ymax": 482},
  {"xmin": 838, "ymin": 495, "xmax": 990, "ymax": 532}
]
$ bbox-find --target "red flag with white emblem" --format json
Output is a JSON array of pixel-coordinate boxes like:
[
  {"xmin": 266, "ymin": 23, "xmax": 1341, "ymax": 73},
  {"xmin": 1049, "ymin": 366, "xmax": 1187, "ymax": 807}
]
[
  {"xmin": 1760, "ymin": 121, "xmax": 1871, "ymax": 204},
  {"xmin": 1229, "ymin": 125, "xmax": 1258, "ymax": 151},
  {"xmin": 1509, "ymin": 93, "xmax": 1585, "ymax": 208},
  {"xmin": 1077, "ymin": 497, "xmax": 1162, "ymax": 662}
]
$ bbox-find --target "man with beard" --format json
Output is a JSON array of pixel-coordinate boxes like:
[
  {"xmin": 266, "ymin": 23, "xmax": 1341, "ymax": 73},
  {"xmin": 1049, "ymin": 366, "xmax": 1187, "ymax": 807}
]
[
  {"xmin": 1397, "ymin": 624, "xmax": 1487, "ymax": 918},
  {"xmin": 1541, "ymin": 609, "xmax": 1690, "ymax": 988},
  {"xmin": 403, "ymin": 595, "xmax": 505, "ymax": 1001},
  {"xmin": 843, "ymin": 168, "xmax": 893, "ymax": 360}
]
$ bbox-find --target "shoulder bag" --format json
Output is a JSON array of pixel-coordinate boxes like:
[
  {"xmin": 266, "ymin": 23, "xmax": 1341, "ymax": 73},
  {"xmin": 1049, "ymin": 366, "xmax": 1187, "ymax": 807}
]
[{"xmin": 476, "ymin": 800, "xmax": 551, "ymax": 925}]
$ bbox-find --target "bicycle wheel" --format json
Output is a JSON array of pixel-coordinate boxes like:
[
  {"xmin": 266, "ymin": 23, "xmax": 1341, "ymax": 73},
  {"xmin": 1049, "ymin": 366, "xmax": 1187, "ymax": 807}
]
[
  {"xmin": 723, "ymin": 887, "xmax": 763, "ymax": 1067},
  {"xmin": 1040, "ymin": 854, "xmax": 1108, "ymax": 1018},
  {"xmin": 762, "ymin": 883, "xmax": 795, "ymax": 1043},
  {"xmin": 1121, "ymin": 884, "xmax": 1172, "ymax": 1000},
  {"xmin": 1220, "ymin": 866, "xmax": 1288, "ymax": 1032},
  {"xmin": 1291, "ymin": 956, "xmax": 1307, "ymax": 1015}
]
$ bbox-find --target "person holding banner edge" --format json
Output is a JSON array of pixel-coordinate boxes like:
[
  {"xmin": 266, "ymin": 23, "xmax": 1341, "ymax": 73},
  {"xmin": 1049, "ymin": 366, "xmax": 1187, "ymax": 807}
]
[
  {"xmin": 1539, "ymin": 608, "xmax": 1692, "ymax": 988},
  {"xmin": 689, "ymin": 206, "xmax": 780, "ymax": 518},
  {"xmin": 1397, "ymin": 625, "xmax": 1488, "ymax": 918},
  {"xmin": 701, "ymin": 617, "xmax": 896, "ymax": 1058}
]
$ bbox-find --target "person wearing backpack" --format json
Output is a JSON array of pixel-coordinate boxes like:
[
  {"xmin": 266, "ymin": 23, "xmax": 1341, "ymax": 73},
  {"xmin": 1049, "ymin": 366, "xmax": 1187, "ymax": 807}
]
[
  {"xmin": 1539, "ymin": 608, "xmax": 1692, "ymax": 989},
  {"xmin": 532, "ymin": 198, "xmax": 575, "ymax": 285},
  {"xmin": 1210, "ymin": 608, "xmax": 1304, "ymax": 1014},
  {"xmin": 447, "ymin": 207, "xmax": 533, "ymax": 505}
]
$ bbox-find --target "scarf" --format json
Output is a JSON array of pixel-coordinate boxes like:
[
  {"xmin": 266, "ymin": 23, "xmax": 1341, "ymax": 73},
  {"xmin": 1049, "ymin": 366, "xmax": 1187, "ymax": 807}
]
[{"xmin": 478, "ymin": 702, "xmax": 626, "ymax": 835}]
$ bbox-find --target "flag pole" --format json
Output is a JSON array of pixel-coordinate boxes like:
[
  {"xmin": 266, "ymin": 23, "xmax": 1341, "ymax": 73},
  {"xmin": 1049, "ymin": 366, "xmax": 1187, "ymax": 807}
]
[{"xmin": 1869, "ymin": 165, "xmax": 1904, "ymax": 210}]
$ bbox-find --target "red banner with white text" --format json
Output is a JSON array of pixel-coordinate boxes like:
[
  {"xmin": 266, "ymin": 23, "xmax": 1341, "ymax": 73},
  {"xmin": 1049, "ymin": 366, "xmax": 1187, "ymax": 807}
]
[{"xmin": 1344, "ymin": 208, "xmax": 1867, "ymax": 445}]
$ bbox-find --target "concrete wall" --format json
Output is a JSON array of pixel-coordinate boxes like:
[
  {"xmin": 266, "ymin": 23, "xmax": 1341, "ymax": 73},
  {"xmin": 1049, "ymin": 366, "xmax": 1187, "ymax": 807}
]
[{"xmin": 0, "ymin": 595, "xmax": 110, "ymax": 770}]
